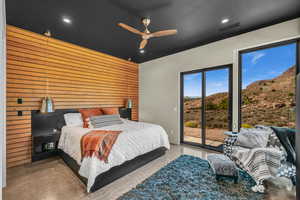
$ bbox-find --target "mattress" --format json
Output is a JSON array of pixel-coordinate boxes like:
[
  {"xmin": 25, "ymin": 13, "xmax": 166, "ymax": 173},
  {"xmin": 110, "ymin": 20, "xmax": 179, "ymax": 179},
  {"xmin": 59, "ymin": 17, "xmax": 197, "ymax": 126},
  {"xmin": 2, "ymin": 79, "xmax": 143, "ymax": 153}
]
[{"xmin": 58, "ymin": 119, "xmax": 170, "ymax": 192}]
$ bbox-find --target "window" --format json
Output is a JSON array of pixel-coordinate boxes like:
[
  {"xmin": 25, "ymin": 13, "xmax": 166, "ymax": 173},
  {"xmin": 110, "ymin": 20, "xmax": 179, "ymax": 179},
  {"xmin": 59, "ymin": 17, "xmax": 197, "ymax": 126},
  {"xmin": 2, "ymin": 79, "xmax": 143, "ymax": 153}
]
[{"xmin": 239, "ymin": 41, "xmax": 299, "ymax": 128}]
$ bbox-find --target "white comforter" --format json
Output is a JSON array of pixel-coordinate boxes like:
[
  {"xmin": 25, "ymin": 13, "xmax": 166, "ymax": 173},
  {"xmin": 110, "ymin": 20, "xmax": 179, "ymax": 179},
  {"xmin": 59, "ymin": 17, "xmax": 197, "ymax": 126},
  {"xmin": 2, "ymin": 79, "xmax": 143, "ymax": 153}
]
[{"xmin": 58, "ymin": 119, "xmax": 170, "ymax": 192}]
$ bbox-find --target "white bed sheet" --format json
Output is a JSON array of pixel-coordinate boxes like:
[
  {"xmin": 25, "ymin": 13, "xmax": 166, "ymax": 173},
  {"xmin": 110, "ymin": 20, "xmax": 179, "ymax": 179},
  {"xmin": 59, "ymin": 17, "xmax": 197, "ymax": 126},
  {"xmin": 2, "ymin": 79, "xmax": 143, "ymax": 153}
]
[{"xmin": 58, "ymin": 119, "xmax": 170, "ymax": 192}]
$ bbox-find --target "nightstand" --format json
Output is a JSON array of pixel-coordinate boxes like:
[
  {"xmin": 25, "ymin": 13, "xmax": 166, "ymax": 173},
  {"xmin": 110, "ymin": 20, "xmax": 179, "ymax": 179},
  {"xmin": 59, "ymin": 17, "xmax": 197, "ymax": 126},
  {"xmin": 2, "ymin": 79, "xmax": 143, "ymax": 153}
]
[
  {"xmin": 32, "ymin": 130, "xmax": 61, "ymax": 162},
  {"xmin": 119, "ymin": 108, "xmax": 132, "ymax": 120}
]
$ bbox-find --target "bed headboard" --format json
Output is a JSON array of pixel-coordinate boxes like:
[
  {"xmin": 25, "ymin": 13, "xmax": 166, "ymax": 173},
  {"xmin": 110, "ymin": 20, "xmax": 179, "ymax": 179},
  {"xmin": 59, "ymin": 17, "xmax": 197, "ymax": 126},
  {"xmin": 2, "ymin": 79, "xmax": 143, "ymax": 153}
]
[{"xmin": 31, "ymin": 108, "xmax": 131, "ymax": 136}]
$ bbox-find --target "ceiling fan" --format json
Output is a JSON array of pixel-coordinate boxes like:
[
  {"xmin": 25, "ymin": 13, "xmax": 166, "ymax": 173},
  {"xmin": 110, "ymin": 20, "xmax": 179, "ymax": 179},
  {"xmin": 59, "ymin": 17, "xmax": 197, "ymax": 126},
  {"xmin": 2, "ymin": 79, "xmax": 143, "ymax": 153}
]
[{"xmin": 118, "ymin": 18, "xmax": 177, "ymax": 50}]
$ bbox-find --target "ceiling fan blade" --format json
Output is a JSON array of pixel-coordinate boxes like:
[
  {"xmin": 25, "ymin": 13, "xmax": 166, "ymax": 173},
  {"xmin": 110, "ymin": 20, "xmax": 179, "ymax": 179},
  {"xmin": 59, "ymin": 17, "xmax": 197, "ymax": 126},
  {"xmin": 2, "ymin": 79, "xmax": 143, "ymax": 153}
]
[
  {"xmin": 151, "ymin": 29, "xmax": 178, "ymax": 37},
  {"xmin": 118, "ymin": 23, "xmax": 144, "ymax": 36},
  {"xmin": 139, "ymin": 39, "xmax": 148, "ymax": 49}
]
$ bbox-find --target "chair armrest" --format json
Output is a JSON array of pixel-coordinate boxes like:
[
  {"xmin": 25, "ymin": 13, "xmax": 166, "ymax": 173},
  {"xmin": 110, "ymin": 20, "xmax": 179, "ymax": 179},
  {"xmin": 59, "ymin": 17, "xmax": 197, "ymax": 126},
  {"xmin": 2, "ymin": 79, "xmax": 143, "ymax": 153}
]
[{"xmin": 224, "ymin": 131, "xmax": 239, "ymax": 136}]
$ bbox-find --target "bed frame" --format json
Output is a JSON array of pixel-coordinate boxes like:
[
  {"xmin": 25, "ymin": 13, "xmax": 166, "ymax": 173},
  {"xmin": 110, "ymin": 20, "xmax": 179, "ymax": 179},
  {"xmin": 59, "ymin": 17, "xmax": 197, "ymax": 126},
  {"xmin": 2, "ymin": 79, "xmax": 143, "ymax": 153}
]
[
  {"xmin": 31, "ymin": 108, "xmax": 167, "ymax": 192},
  {"xmin": 60, "ymin": 147, "xmax": 166, "ymax": 192}
]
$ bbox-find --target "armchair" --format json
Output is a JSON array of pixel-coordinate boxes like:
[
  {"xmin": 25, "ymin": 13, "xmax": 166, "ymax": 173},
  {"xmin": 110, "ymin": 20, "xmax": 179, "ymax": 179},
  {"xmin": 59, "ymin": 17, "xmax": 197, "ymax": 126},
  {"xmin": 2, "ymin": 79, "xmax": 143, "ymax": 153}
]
[{"xmin": 224, "ymin": 126, "xmax": 296, "ymax": 192}]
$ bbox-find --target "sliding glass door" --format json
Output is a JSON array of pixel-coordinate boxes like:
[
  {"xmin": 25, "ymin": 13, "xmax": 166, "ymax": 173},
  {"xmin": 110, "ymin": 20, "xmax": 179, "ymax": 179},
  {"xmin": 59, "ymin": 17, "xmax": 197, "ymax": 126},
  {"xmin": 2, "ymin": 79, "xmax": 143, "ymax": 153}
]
[
  {"xmin": 181, "ymin": 65, "xmax": 232, "ymax": 151},
  {"xmin": 204, "ymin": 68, "xmax": 231, "ymax": 147},
  {"xmin": 182, "ymin": 72, "xmax": 203, "ymax": 144}
]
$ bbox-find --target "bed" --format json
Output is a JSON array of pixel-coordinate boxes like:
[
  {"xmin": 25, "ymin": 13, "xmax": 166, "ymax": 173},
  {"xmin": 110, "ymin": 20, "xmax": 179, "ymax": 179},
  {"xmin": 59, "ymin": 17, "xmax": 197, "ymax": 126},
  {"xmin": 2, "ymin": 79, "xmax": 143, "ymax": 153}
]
[{"xmin": 58, "ymin": 115, "xmax": 170, "ymax": 192}]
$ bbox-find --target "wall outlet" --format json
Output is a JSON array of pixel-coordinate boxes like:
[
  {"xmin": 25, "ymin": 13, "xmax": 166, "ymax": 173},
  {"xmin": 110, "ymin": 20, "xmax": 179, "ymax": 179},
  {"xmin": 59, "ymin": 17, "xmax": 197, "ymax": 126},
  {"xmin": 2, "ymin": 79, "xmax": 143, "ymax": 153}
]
[{"xmin": 170, "ymin": 130, "xmax": 174, "ymax": 135}]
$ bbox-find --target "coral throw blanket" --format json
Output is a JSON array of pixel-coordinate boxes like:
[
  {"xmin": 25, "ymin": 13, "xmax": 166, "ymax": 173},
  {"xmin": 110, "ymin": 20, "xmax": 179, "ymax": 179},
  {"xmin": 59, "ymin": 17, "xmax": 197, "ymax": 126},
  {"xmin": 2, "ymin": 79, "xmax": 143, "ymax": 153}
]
[{"xmin": 81, "ymin": 130, "xmax": 122, "ymax": 163}]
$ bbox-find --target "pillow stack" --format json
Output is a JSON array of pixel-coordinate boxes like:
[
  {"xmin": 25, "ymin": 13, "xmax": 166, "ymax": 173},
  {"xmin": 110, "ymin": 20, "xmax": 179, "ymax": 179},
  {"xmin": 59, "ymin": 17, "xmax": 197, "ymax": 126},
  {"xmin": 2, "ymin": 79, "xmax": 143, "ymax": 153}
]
[
  {"xmin": 79, "ymin": 108, "xmax": 103, "ymax": 128},
  {"xmin": 89, "ymin": 114, "xmax": 123, "ymax": 128},
  {"xmin": 77, "ymin": 107, "xmax": 123, "ymax": 128}
]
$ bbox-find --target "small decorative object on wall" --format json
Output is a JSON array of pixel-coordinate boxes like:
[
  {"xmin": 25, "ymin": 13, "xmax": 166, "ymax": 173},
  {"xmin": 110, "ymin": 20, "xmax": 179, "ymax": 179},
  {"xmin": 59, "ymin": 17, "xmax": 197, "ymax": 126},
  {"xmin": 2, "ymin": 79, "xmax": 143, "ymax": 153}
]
[
  {"xmin": 46, "ymin": 97, "xmax": 55, "ymax": 113},
  {"xmin": 44, "ymin": 30, "xmax": 51, "ymax": 37},
  {"xmin": 40, "ymin": 97, "xmax": 47, "ymax": 113},
  {"xmin": 40, "ymin": 97, "xmax": 55, "ymax": 113},
  {"xmin": 126, "ymin": 99, "xmax": 132, "ymax": 108}
]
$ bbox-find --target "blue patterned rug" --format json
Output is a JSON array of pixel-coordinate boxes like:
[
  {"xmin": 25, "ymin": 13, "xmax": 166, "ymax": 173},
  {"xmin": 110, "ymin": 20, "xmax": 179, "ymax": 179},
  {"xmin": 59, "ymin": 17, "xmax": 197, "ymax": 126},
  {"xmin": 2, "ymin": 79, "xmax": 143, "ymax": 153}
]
[{"xmin": 118, "ymin": 155, "xmax": 264, "ymax": 200}]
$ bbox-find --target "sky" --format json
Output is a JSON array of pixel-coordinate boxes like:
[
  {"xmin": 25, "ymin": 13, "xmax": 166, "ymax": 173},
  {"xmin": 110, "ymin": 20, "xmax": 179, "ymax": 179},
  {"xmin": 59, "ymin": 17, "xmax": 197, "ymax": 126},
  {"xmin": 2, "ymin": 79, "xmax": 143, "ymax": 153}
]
[
  {"xmin": 241, "ymin": 43, "xmax": 296, "ymax": 89},
  {"xmin": 183, "ymin": 68, "xmax": 229, "ymax": 97},
  {"xmin": 184, "ymin": 43, "xmax": 296, "ymax": 97}
]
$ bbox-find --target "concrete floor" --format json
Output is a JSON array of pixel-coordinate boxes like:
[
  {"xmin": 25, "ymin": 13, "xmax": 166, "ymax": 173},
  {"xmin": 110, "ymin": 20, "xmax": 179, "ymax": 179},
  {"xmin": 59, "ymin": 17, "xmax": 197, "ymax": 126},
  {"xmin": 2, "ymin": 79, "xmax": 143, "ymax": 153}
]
[{"xmin": 3, "ymin": 145, "xmax": 214, "ymax": 200}]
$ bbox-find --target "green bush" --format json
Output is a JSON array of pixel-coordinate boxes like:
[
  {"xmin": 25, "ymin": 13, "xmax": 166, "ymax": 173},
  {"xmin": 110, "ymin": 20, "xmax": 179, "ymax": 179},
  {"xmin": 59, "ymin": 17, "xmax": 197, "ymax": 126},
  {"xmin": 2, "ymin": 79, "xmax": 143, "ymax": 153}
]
[
  {"xmin": 288, "ymin": 92, "xmax": 294, "ymax": 97},
  {"xmin": 243, "ymin": 96, "xmax": 251, "ymax": 105},
  {"xmin": 206, "ymin": 101, "xmax": 218, "ymax": 110},
  {"xmin": 185, "ymin": 121, "xmax": 198, "ymax": 128},
  {"xmin": 218, "ymin": 98, "xmax": 228, "ymax": 110},
  {"xmin": 241, "ymin": 123, "xmax": 254, "ymax": 128}
]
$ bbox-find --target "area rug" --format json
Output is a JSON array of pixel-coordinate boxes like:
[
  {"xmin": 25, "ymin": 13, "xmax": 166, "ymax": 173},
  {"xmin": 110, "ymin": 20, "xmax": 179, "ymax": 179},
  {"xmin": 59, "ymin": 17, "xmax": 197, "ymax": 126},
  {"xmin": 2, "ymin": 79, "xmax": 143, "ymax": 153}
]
[{"xmin": 118, "ymin": 155, "xmax": 264, "ymax": 200}]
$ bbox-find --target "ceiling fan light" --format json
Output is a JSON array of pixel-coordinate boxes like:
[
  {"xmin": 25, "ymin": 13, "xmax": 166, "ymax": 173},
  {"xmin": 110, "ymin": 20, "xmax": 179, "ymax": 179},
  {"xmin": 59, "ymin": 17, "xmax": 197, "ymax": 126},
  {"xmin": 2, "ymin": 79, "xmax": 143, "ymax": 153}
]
[
  {"xmin": 221, "ymin": 18, "xmax": 229, "ymax": 24},
  {"xmin": 62, "ymin": 17, "xmax": 72, "ymax": 24}
]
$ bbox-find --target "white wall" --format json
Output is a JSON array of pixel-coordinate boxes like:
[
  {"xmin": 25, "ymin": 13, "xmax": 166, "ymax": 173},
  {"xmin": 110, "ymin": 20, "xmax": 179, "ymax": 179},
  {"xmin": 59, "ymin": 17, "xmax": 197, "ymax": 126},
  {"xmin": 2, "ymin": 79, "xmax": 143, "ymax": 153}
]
[
  {"xmin": 139, "ymin": 18, "xmax": 300, "ymax": 144},
  {"xmin": 0, "ymin": 0, "xmax": 6, "ymax": 190}
]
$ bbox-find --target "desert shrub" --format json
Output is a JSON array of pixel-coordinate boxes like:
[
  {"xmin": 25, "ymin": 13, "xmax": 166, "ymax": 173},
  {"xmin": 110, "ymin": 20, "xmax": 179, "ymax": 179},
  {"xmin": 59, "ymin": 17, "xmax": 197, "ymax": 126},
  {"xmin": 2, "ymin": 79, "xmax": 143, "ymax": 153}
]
[
  {"xmin": 184, "ymin": 97, "xmax": 192, "ymax": 102},
  {"xmin": 218, "ymin": 98, "xmax": 228, "ymax": 110},
  {"xmin": 206, "ymin": 101, "xmax": 218, "ymax": 110},
  {"xmin": 243, "ymin": 96, "xmax": 251, "ymax": 105},
  {"xmin": 185, "ymin": 121, "xmax": 198, "ymax": 128},
  {"xmin": 241, "ymin": 123, "xmax": 254, "ymax": 128},
  {"xmin": 288, "ymin": 92, "xmax": 294, "ymax": 97},
  {"xmin": 191, "ymin": 106, "xmax": 201, "ymax": 110}
]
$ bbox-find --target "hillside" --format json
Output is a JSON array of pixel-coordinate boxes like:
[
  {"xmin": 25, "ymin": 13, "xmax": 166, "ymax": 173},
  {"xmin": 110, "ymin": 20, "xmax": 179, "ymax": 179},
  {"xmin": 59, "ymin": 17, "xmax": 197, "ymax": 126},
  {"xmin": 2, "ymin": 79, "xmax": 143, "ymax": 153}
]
[{"xmin": 184, "ymin": 66, "xmax": 296, "ymax": 129}]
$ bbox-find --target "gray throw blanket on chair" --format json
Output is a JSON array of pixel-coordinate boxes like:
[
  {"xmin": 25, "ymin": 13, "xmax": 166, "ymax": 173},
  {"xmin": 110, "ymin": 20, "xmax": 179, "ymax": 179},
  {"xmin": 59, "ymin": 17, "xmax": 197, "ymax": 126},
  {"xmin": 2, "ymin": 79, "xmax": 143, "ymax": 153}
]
[
  {"xmin": 231, "ymin": 146, "xmax": 283, "ymax": 187},
  {"xmin": 224, "ymin": 125, "xmax": 291, "ymax": 192}
]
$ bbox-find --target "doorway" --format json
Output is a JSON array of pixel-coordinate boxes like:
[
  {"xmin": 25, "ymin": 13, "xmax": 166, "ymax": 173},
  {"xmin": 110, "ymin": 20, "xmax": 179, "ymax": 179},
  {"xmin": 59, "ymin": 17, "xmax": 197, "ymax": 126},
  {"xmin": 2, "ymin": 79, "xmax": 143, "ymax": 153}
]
[{"xmin": 180, "ymin": 64, "xmax": 232, "ymax": 151}]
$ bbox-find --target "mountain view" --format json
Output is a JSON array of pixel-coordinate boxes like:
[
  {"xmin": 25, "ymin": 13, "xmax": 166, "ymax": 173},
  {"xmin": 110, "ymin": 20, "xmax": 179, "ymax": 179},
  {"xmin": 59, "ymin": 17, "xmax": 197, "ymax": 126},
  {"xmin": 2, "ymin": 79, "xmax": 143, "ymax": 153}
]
[
  {"xmin": 184, "ymin": 66, "xmax": 296, "ymax": 130},
  {"xmin": 183, "ymin": 43, "xmax": 297, "ymax": 144}
]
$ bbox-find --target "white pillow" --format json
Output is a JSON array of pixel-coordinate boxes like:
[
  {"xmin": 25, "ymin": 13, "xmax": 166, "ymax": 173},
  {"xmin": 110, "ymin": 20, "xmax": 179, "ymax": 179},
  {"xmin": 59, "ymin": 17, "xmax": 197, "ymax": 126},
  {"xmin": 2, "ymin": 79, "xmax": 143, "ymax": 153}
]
[
  {"xmin": 64, "ymin": 113, "xmax": 83, "ymax": 127},
  {"xmin": 236, "ymin": 128, "xmax": 270, "ymax": 148}
]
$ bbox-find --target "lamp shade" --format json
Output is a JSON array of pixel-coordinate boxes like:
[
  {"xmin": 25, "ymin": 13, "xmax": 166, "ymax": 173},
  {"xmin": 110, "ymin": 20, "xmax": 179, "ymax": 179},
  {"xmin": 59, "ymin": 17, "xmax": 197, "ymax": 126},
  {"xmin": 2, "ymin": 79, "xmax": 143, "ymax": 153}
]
[
  {"xmin": 40, "ymin": 97, "xmax": 55, "ymax": 113},
  {"xmin": 40, "ymin": 97, "xmax": 47, "ymax": 113},
  {"xmin": 46, "ymin": 97, "xmax": 55, "ymax": 113},
  {"xmin": 126, "ymin": 99, "xmax": 132, "ymax": 108}
]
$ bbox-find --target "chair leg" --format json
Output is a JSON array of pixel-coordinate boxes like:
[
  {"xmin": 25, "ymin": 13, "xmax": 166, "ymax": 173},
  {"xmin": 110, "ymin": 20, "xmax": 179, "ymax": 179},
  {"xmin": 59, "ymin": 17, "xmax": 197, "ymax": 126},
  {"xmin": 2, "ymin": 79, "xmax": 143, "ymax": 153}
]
[{"xmin": 234, "ymin": 176, "xmax": 238, "ymax": 184}]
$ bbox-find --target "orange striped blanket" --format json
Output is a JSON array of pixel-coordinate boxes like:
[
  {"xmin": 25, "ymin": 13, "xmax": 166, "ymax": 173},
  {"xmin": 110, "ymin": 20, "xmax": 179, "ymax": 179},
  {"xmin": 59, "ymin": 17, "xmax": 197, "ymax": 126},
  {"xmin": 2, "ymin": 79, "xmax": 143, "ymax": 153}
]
[{"xmin": 81, "ymin": 130, "xmax": 122, "ymax": 163}]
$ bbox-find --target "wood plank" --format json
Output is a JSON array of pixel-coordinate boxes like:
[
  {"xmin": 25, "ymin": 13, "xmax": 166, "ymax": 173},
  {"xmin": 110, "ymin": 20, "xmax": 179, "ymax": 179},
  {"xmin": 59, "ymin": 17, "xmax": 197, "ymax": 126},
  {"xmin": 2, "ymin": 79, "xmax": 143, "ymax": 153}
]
[
  {"xmin": 7, "ymin": 128, "xmax": 31, "ymax": 135},
  {"xmin": 7, "ymin": 146, "xmax": 31, "ymax": 154},
  {"xmin": 6, "ymin": 41, "xmax": 138, "ymax": 74},
  {"xmin": 7, "ymin": 159, "xmax": 31, "ymax": 168}
]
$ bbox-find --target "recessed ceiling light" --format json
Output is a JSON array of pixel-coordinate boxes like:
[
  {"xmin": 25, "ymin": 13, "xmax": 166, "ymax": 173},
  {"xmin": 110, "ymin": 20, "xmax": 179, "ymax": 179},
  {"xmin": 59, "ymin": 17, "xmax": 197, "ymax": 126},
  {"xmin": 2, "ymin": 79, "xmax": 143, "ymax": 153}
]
[
  {"xmin": 62, "ymin": 17, "xmax": 72, "ymax": 24},
  {"xmin": 221, "ymin": 18, "xmax": 229, "ymax": 24},
  {"xmin": 139, "ymin": 49, "xmax": 145, "ymax": 54}
]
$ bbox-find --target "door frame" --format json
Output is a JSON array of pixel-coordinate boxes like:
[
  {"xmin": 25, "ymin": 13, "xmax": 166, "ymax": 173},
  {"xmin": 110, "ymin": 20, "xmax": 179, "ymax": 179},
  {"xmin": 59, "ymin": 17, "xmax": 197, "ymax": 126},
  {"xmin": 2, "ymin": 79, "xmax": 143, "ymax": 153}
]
[
  {"xmin": 180, "ymin": 64, "xmax": 233, "ymax": 152},
  {"xmin": 0, "ymin": 0, "xmax": 6, "ymax": 188}
]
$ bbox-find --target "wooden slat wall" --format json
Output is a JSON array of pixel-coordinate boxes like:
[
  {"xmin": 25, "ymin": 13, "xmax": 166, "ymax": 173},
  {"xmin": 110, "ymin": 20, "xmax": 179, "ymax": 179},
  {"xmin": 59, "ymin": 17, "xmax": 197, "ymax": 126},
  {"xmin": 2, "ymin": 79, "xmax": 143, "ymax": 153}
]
[{"xmin": 6, "ymin": 25, "xmax": 139, "ymax": 168}]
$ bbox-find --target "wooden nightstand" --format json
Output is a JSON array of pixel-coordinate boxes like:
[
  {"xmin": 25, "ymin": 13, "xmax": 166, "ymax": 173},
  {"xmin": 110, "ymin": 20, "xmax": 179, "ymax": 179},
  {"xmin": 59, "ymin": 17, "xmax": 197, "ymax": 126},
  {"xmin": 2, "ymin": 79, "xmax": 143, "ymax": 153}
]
[{"xmin": 32, "ymin": 130, "xmax": 61, "ymax": 162}]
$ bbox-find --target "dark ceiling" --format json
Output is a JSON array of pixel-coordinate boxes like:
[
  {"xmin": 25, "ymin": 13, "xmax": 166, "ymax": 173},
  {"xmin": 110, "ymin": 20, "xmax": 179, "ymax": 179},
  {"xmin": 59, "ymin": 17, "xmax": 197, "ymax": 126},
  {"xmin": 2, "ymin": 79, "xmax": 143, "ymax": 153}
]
[{"xmin": 6, "ymin": 0, "xmax": 300, "ymax": 63}]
